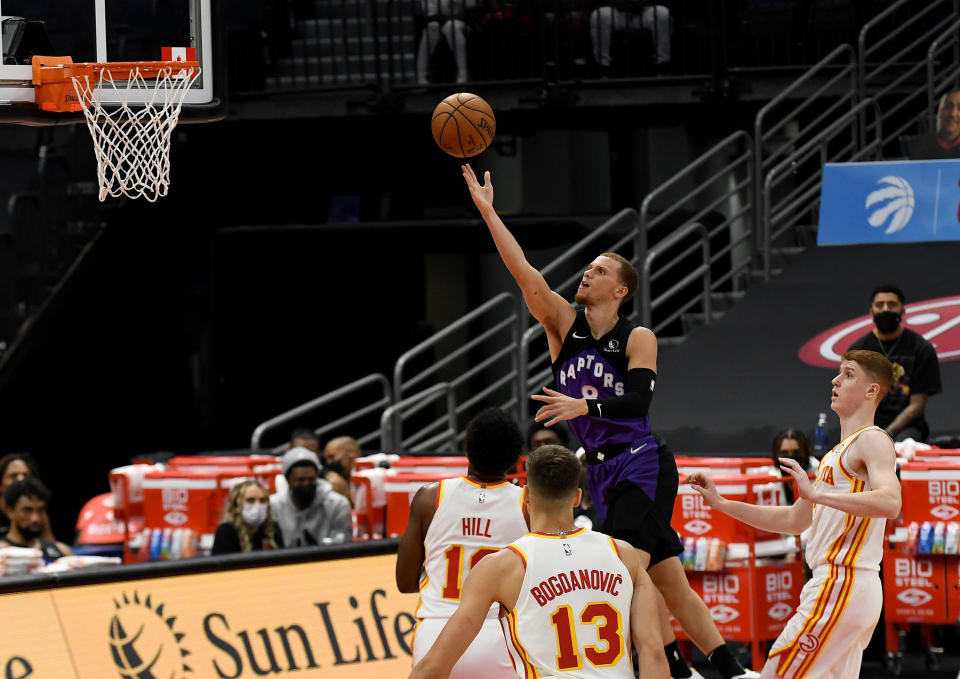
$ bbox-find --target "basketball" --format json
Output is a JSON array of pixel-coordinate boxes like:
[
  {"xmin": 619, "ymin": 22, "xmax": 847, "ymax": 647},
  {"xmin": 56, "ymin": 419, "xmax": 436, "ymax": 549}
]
[{"xmin": 431, "ymin": 93, "xmax": 496, "ymax": 158}]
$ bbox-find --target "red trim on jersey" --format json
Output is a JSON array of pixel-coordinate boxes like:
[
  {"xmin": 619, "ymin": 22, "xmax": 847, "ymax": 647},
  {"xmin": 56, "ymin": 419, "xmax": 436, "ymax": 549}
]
[
  {"xmin": 528, "ymin": 527, "xmax": 587, "ymax": 539},
  {"xmin": 460, "ymin": 475, "xmax": 512, "ymax": 489},
  {"xmin": 505, "ymin": 544, "xmax": 527, "ymax": 569}
]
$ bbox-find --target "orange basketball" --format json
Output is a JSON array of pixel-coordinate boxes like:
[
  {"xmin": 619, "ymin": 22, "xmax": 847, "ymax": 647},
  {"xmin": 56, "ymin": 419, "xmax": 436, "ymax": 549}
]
[{"xmin": 431, "ymin": 93, "xmax": 496, "ymax": 158}]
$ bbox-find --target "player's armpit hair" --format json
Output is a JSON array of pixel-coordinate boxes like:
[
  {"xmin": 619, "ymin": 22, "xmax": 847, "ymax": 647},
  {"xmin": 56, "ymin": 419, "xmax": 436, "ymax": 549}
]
[{"xmin": 585, "ymin": 368, "xmax": 656, "ymax": 419}]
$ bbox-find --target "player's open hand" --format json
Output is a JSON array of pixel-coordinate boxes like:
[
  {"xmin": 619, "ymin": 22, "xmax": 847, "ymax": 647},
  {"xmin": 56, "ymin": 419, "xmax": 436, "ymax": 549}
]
[
  {"xmin": 462, "ymin": 164, "xmax": 494, "ymax": 213},
  {"xmin": 779, "ymin": 458, "xmax": 816, "ymax": 502},
  {"xmin": 531, "ymin": 387, "xmax": 588, "ymax": 427},
  {"xmin": 686, "ymin": 472, "xmax": 723, "ymax": 508}
]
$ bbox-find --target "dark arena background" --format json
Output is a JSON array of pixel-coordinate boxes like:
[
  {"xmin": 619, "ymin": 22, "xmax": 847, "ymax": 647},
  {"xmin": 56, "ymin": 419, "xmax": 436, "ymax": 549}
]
[{"xmin": 0, "ymin": 1, "xmax": 959, "ymax": 677}]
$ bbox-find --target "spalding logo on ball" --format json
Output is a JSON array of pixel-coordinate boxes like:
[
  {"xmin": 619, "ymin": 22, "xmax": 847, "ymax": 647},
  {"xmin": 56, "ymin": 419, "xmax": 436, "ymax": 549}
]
[{"xmin": 432, "ymin": 92, "xmax": 496, "ymax": 158}]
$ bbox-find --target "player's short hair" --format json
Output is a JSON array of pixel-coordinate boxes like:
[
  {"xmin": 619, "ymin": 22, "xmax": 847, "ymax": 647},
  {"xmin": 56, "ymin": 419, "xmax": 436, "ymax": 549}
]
[
  {"xmin": 525, "ymin": 445, "xmax": 582, "ymax": 501},
  {"xmin": 464, "ymin": 408, "xmax": 524, "ymax": 477},
  {"xmin": 600, "ymin": 252, "xmax": 638, "ymax": 306},
  {"xmin": 842, "ymin": 350, "xmax": 895, "ymax": 401},
  {"xmin": 289, "ymin": 427, "xmax": 319, "ymax": 444},
  {"xmin": 869, "ymin": 284, "xmax": 904, "ymax": 306},
  {"xmin": 4, "ymin": 476, "xmax": 50, "ymax": 510}
]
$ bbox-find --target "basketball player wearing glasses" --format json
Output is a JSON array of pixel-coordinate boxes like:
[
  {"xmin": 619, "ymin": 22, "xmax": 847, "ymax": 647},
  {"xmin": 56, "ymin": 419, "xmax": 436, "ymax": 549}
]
[{"xmin": 461, "ymin": 164, "xmax": 758, "ymax": 679}]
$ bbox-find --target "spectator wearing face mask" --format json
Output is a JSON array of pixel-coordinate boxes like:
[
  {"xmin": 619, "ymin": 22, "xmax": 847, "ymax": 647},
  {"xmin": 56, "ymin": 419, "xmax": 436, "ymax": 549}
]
[
  {"xmin": 271, "ymin": 447, "xmax": 352, "ymax": 547},
  {"xmin": 211, "ymin": 480, "xmax": 282, "ymax": 555},
  {"xmin": 848, "ymin": 284, "xmax": 942, "ymax": 442}
]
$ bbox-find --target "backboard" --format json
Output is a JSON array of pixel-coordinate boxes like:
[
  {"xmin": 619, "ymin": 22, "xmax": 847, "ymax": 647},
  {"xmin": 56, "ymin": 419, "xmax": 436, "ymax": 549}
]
[{"xmin": 0, "ymin": 0, "xmax": 221, "ymax": 122}]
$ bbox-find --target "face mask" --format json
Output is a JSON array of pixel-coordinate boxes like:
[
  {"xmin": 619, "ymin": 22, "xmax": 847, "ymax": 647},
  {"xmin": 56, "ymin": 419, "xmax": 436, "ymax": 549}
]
[
  {"xmin": 325, "ymin": 460, "xmax": 346, "ymax": 477},
  {"xmin": 292, "ymin": 484, "xmax": 317, "ymax": 507},
  {"xmin": 18, "ymin": 525, "xmax": 41, "ymax": 541},
  {"xmin": 241, "ymin": 503, "xmax": 268, "ymax": 527},
  {"xmin": 873, "ymin": 311, "xmax": 901, "ymax": 333}
]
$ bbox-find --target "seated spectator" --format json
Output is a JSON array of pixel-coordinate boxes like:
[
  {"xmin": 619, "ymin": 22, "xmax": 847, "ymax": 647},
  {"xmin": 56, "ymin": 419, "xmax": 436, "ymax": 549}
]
[
  {"xmin": 211, "ymin": 480, "xmax": 282, "ymax": 555},
  {"xmin": 0, "ymin": 477, "xmax": 72, "ymax": 563},
  {"xmin": 0, "ymin": 452, "xmax": 55, "ymax": 542},
  {"xmin": 286, "ymin": 428, "xmax": 351, "ymax": 502},
  {"xmin": 848, "ymin": 284, "xmax": 942, "ymax": 442},
  {"xmin": 771, "ymin": 428, "xmax": 817, "ymax": 504},
  {"xmin": 416, "ymin": 0, "xmax": 479, "ymax": 84},
  {"xmin": 271, "ymin": 447, "xmax": 352, "ymax": 546},
  {"xmin": 905, "ymin": 89, "xmax": 960, "ymax": 159},
  {"xmin": 526, "ymin": 420, "xmax": 570, "ymax": 451},
  {"xmin": 588, "ymin": 1, "xmax": 671, "ymax": 75},
  {"xmin": 323, "ymin": 435, "xmax": 364, "ymax": 480}
]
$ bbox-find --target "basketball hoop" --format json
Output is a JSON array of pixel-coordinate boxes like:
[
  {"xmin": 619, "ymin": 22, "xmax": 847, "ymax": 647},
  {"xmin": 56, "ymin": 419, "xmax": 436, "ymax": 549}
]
[{"xmin": 32, "ymin": 56, "xmax": 201, "ymax": 202}]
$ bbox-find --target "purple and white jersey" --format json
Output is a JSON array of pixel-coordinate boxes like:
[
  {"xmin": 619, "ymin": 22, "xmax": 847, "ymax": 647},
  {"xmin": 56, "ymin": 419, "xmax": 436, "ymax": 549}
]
[{"xmin": 550, "ymin": 311, "xmax": 655, "ymax": 455}]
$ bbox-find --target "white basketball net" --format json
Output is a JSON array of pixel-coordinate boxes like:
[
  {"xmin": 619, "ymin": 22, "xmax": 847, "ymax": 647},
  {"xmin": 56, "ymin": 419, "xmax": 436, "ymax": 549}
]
[{"xmin": 72, "ymin": 65, "xmax": 200, "ymax": 202}]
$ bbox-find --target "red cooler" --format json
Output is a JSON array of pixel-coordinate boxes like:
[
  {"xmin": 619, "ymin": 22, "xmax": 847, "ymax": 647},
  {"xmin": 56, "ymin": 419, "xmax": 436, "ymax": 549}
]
[
  {"xmin": 142, "ymin": 468, "xmax": 253, "ymax": 537},
  {"xmin": 391, "ymin": 456, "xmax": 469, "ymax": 475},
  {"xmin": 674, "ymin": 474, "xmax": 784, "ymax": 542},
  {"xmin": 385, "ymin": 472, "xmax": 463, "ymax": 537},
  {"xmin": 899, "ymin": 461, "xmax": 960, "ymax": 524}
]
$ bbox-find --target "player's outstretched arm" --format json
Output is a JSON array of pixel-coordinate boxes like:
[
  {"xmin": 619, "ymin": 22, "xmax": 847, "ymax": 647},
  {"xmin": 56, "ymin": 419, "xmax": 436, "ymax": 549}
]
[
  {"xmin": 461, "ymin": 164, "xmax": 573, "ymax": 336},
  {"xmin": 784, "ymin": 430, "xmax": 900, "ymax": 519},
  {"xmin": 687, "ymin": 472, "xmax": 813, "ymax": 535},
  {"xmin": 396, "ymin": 483, "xmax": 438, "ymax": 592},
  {"xmin": 407, "ymin": 548, "xmax": 521, "ymax": 679},
  {"xmin": 617, "ymin": 541, "xmax": 669, "ymax": 679}
]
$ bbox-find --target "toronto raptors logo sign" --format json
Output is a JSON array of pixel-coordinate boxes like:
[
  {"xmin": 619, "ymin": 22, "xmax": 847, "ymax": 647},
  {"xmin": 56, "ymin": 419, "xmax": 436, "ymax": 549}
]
[{"xmin": 798, "ymin": 294, "xmax": 960, "ymax": 368}]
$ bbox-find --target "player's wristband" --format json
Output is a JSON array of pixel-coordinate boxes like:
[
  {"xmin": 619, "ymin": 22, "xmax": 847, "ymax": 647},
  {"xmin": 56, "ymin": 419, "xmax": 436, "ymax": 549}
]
[{"xmin": 585, "ymin": 368, "xmax": 657, "ymax": 419}]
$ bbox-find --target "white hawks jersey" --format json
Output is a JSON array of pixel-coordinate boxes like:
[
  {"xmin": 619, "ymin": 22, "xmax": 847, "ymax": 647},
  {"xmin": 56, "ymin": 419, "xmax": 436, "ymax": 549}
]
[
  {"xmin": 417, "ymin": 476, "xmax": 526, "ymax": 620},
  {"xmin": 502, "ymin": 528, "xmax": 635, "ymax": 679},
  {"xmin": 805, "ymin": 425, "xmax": 890, "ymax": 573}
]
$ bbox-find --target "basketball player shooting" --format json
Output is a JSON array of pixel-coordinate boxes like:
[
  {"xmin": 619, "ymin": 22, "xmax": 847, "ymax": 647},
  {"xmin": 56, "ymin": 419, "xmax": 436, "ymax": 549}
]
[
  {"xmin": 406, "ymin": 444, "xmax": 670, "ymax": 679},
  {"xmin": 461, "ymin": 163, "xmax": 758, "ymax": 679},
  {"xmin": 687, "ymin": 350, "xmax": 902, "ymax": 679}
]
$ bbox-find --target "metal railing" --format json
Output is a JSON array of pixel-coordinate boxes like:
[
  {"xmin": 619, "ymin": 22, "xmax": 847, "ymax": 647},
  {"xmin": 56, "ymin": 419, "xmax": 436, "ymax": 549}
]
[
  {"xmin": 641, "ymin": 222, "xmax": 711, "ymax": 333},
  {"xmin": 239, "ymin": 0, "xmax": 883, "ymax": 97},
  {"xmin": 858, "ymin": 0, "xmax": 960, "ymax": 151},
  {"xmin": 754, "ymin": 44, "xmax": 858, "ymax": 245},
  {"xmin": 380, "ymin": 382, "xmax": 457, "ymax": 452},
  {"xmin": 638, "ymin": 130, "xmax": 754, "ymax": 313},
  {"xmin": 249, "ymin": 372, "xmax": 392, "ymax": 450},
  {"xmin": 762, "ymin": 98, "xmax": 883, "ymax": 278},
  {"xmin": 392, "ymin": 291, "xmax": 520, "ymax": 447},
  {"xmin": 926, "ymin": 19, "xmax": 960, "ymax": 129}
]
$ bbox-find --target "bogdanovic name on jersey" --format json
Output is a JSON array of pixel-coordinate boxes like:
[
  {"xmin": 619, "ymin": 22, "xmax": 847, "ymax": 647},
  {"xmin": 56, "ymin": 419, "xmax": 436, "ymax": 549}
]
[
  {"xmin": 530, "ymin": 568, "xmax": 625, "ymax": 607},
  {"xmin": 557, "ymin": 354, "xmax": 625, "ymax": 396}
]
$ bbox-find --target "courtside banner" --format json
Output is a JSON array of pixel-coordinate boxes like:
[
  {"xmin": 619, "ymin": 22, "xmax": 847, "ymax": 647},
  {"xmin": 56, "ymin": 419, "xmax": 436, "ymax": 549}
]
[
  {"xmin": 817, "ymin": 159, "xmax": 960, "ymax": 244},
  {"xmin": 0, "ymin": 554, "xmax": 419, "ymax": 679}
]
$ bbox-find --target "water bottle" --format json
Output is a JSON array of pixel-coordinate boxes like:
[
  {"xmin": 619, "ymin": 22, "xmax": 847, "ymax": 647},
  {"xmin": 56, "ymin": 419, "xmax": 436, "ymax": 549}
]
[
  {"xmin": 706, "ymin": 538, "xmax": 726, "ymax": 571},
  {"xmin": 932, "ymin": 523, "xmax": 946, "ymax": 554},
  {"xmin": 681, "ymin": 537, "xmax": 696, "ymax": 569},
  {"xmin": 904, "ymin": 522, "xmax": 919, "ymax": 556},
  {"xmin": 945, "ymin": 523, "xmax": 959, "ymax": 555},
  {"xmin": 813, "ymin": 413, "xmax": 829, "ymax": 456},
  {"xmin": 918, "ymin": 521, "xmax": 933, "ymax": 554},
  {"xmin": 148, "ymin": 529, "xmax": 163, "ymax": 561},
  {"xmin": 694, "ymin": 537, "xmax": 709, "ymax": 571}
]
